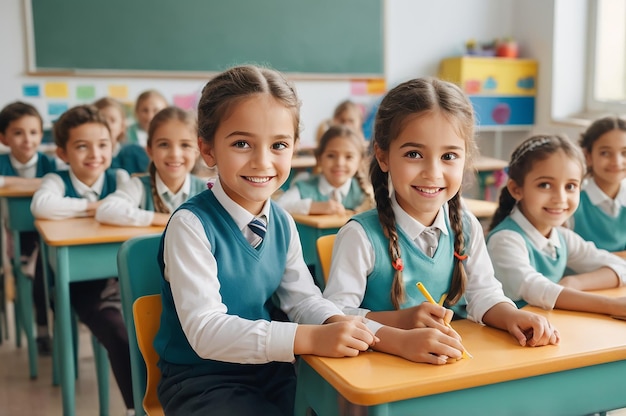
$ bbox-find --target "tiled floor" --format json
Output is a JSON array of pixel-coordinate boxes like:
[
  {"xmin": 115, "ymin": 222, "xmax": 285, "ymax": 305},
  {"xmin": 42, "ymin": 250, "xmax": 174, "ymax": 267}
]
[{"xmin": 0, "ymin": 302, "xmax": 126, "ymax": 416}]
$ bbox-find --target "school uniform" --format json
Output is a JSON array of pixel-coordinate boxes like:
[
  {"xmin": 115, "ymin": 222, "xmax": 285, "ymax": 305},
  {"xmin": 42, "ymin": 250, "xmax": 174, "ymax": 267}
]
[
  {"xmin": 323, "ymin": 193, "xmax": 514, "ymax": 327},
  {"xmin": 110, "ymin": 142, "xmax": 150, "ymax": 175},
  {"xmin": 155, "ymin": 179, "xmax": 344, "ymax": 416},
  {"xmin": 571, "ymin": 177, "xmax": 626, "ymax": 252},
  {"xmin": 30, "ymin": 167, "xmax": 134, "ymax": 409},
  {"xmin": 95, "ymin": 173, "xmax": 206, "ymax": 226},
  {"xmin": 125, "ymin": 123, "xmax": 147, "ymax": 147},
  {"xmin": 486, "ymin": 206, "xmax": 626, "ymax": 310},
  {"xmin": 277, "ymin": 175, "xmax": 364, "ymax": 214}
]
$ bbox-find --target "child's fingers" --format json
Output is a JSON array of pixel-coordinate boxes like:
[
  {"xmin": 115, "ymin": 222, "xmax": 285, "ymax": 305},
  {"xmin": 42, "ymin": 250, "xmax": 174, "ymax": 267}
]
[{"xmin": 509, "ymin": 326, "xmax": 529, "ymax": 346}]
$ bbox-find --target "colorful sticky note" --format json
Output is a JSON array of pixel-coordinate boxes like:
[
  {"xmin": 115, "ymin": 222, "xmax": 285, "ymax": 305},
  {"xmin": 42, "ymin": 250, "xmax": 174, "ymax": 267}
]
[
  {"xmin": 108, "ymin": 85, "xmax": 129, "ymax": 100},
  {"xmin": 44, "ymin": 82, "xmax": 69, "ymax": 99},
  {"xmin": 48, "ymin": 102, "xmax": 69, "ymax": 117},
  {"xmin": 366, "ymin": 79, "xmax": 386, "ymax": 95},
  {"xmin": 22, "ymin": 84, "xmax": 40, "ymax": 98},
  {"xmin": 76, "ymin": 85, "xmax": 96, "ymax": 100},
  {"xmin": 173, "ymin": 93, "xmax": 198, "ymax": 111},
  {"xmin": 350, "ymin": 81, "xmax": 367, "ymax": 96}
]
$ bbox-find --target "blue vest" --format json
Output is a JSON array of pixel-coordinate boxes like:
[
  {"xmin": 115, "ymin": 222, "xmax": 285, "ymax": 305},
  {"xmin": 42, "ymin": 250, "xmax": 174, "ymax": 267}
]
[
  {"xmin": 137, "ymin": 174, "xmax": 206, "ymax": 211},
  {"xmin": 350, "ymin": 209, "xmax": 469, "ymax": 318},
  {"xmin": 56, "ymin": 169, "xmax": 119, "ymax": 199},
  {"xmin": 0, "ymin": 152, "xmax": 56, "ymax": 177},
  {"xmin": 111, "ymin": 143, "xmax": 149, "ymax": 175},
  {"xmin": 573, "ymin": 190, "xmax": 626, "ymax": 252},
  {"xmin": 295, "ymin": 175, "xmax": 365, "ymax": 210},
  {"xmin": 125, "ymin": 123, "xmax": 142, "ymax": 146},
  {"xmin": 154, "ymin": 190, "xmax": 292, "ymax": 369},
  {"xmin": 487, "ymin": 217, "xmax": 567, "ymax": 308}
]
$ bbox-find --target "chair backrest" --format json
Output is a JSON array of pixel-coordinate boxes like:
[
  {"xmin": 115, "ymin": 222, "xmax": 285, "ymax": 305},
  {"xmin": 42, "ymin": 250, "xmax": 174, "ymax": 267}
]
[
  {"xmin": 133, "ymin": 295, "xmax": 164, "ymax": 416},
  {"xmin": 117, "ymin": 233, "xmax": 163, "ymax": 416},
  {"xmin": 316, "ymin": 234, "xmax": 336, "ymax": 283}
]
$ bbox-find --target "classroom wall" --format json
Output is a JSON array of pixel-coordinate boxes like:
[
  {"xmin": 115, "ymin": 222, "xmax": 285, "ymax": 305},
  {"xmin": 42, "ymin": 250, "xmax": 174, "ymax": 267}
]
[{"xmin": 0, "ymin": 0, "xmax": 588, "ymax": 158}]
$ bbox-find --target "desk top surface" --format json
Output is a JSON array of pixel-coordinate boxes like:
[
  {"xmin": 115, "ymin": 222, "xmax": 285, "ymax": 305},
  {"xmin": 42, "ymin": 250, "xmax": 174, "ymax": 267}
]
[
  {"xmin": 291, "ymin": 155, "xmax": 316, "ymax": 169},
  {"xmin": 0, "ymin": 184, "xmax": 38, "ymax": 197},
  {"xmin": 35, "ymin": 217, "xmax": 163, "ymax": 246},
  {"xmin": 474, "ymin": 155, "xmax": 508, "ymax": 172},
  {"xmin": 302, "ymin": 287, "xmax": 626, "ymax": 406}
]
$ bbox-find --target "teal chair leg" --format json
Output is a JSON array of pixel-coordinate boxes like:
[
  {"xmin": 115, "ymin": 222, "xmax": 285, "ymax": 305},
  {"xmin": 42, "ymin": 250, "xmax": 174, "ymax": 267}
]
[
  {"xmin": 52, "ymin": 312, "xmax": 80, "ymax": 385},
  {"xmin": 0, "ymin": 269, "xmax": 7, "ymax": 342},
  {"xmin": 91, "ymin": 335, "xmax": 110, "ymax": 416}
]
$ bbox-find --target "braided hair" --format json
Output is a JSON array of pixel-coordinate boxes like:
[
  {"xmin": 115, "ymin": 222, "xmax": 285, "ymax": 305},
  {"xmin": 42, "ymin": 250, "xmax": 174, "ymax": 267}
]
[{"xmin": 370, "ymin": 77, "xmax": 476, "ymax": 309}]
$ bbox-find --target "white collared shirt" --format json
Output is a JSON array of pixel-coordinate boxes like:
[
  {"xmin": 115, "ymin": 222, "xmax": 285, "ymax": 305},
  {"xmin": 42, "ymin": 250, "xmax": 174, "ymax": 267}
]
[
  {"xmin": 95, "ymin": 173, "xmax": 192, "ymax": 226},
  {"xmin": 323, "ymin": 193, "xmax": 514, "ymax": 328},
  {"xmin": 277, "ymin": 175, "xmax": 352, "ymax": 214},
  {"xmin": 9, "ymin": 153, "xmax": 39, "ymax": 178},
  {"xmin": 581, "ymin": 177, "xmax": 626, "ymax": 218},
  {"xmin": 487, "ymin": 206, "xmax": 626, "ymax": 310},
  {"xmin": 31, "ymin": 169, "xmax": 130, "ymax": 220},
  {"xmin": 162, "ymin": 178, "xmax": 344, "ymax": 364}
]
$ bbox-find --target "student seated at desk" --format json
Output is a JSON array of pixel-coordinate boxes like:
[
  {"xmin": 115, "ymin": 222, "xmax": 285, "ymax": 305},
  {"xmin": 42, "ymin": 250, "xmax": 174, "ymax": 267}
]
[
  {"xmin": 126, "ymin": 89, "xmax": 168, "ymax": 148},
  {"xmin": 315, "ymin": 99, "xmax": 365, "ymax": 145},
  {"xmin": 94, "ymin": 97, "xmax": 149, "ymax": 175},
  {"xmin": 570, "ymin": 117, "xmax": 626, "ymax": 257},
  {"xmin": 324, "ymin": 78, "xmax": 559, "ymax": 366},
  {"xmin": 0, "ymin": 101, "xmax": 58, "ymax": 355},
  {"xmin": 30, "ymin": 105, "xmax": 134, "ymax": 415},
  {"xmin": 96, "ymin": 106, "xmax": 206, "ymax": 226},
  {"xmin": 277, "ymin": 125, "xmax": 374, "ymax": 215},
  {"xmin": 487, "ymin": 135, "xmax": 626, "ymax": 317}
]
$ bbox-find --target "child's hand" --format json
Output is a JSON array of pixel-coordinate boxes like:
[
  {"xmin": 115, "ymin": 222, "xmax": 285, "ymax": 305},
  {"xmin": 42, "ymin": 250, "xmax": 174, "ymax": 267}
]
[
  {"xmin": 395, "ymin": 303, "xmax": 455, "ymax": 332},
  {"xmin": 310, "ymin": 200, "xmax": 346, "ymax": 215},
  {"xmin": 506, "ymin": 309, "xmax": 560, "ymax": 347},
  {"xmin": 151, "ymin": 212, "xmax": 171, "ymax": 226},
  {"xmin": 294, "ymin": 319, "xmax": 378, "ymax": 357},
  {"xmin": 86, "ymin": 200, "xmax": 104, "ymax": 217},
  {"xmin": 376, "ymin": 326, "xmax": 464, "ymax": 365}
]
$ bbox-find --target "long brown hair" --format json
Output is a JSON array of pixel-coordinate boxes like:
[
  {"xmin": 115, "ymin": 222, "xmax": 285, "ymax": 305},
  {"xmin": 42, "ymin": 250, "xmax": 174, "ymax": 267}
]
[{"xmin": 370, "ymin": 77, "xmax": 476, "ymax": 309}]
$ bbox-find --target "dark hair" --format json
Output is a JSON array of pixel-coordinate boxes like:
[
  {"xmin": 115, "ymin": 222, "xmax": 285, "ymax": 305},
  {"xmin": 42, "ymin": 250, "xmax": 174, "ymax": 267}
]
[
  {"xmin": 53, "ymin": 105, "xmax": 110, "ymax": 149},
  {"xmin": 134, "ymin": 90, "xmax": 167, "ymax": 113},
  {"xmin": 0, "ymin": 101, "xmax": 43, "ymax": 134},
  {"xmin": 197, "ymin": 65, "xmax": 300, "ymax": 146},
  {"xmin": 579, "ymin": 116, "xmax": 626, "ymax": 176},
  {"xmin": 370, "ymin": 77, "xmax": 476, "ymax": 309},
  {"xmin": 489, "ymin": 134, "xmax": 585, "ymax": 231},
  {"xmin": 146, "ymin": 106, "xmax": 198, "ymax": 213},
  {"xmin": 315, "ymin": 124, "xmax": 374, "ymax": 211}
]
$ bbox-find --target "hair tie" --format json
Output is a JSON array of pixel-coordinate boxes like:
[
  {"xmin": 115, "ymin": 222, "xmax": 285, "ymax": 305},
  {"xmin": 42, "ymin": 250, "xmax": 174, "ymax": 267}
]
[
  {"xmin": 392, "ymin": 258, "xmax": 404, "ymax": 271},
  {"xmin": 454, "ymin": 251, "xmax": 468, "ymax": 261}
]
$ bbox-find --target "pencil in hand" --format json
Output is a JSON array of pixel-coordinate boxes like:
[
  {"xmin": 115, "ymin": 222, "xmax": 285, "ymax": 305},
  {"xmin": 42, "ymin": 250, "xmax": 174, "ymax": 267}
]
[{"xmin": 416, "ymin": 282, "xmax": 473, "ymax": 359}]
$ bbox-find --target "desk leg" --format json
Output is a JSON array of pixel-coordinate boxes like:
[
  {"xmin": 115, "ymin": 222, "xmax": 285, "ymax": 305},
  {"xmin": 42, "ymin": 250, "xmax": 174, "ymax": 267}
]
[
  {"xmin": 54, "ymin": 246, "xmax": 76, "ymax": 416},
  {"xmin": 295, "ymin": 359, "xmax": 341, "ymax": 416}
]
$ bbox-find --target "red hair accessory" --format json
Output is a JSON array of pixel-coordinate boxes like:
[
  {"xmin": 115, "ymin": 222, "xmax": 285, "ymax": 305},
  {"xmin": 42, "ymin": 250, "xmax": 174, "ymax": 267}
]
[
  {"xmin": 392, "ymin": 258, "xmax": 404, "ymax": 271},
  {"xmin": 454, "ymin": 251, "xmax": 468, "ymax": 261}
]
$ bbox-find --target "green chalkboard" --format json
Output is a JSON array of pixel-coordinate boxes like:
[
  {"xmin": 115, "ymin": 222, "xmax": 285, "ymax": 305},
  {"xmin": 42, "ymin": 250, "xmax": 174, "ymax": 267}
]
[{"xmin": 29, "ymin": 0, "xmax": 383, "ymax": 77}]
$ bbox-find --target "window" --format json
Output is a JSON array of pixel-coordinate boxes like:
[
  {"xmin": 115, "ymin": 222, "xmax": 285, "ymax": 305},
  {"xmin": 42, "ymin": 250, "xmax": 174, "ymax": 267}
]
[{"xmin": 587, "ymin": 0, "xmax": 626, "ymax": 112}]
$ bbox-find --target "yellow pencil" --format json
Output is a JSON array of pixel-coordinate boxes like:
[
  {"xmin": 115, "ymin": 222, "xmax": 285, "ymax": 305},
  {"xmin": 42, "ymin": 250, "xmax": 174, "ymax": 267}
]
[{"xmin": 416, "ymin": 282, "xmax": 473, "ymax": 359}]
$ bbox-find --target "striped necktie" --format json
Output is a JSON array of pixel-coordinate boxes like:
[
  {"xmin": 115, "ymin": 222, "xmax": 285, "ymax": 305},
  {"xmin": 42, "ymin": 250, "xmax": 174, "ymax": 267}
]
[{"xmin": 248, "ymin": 217, "xmax": 267, "ymax": 249}]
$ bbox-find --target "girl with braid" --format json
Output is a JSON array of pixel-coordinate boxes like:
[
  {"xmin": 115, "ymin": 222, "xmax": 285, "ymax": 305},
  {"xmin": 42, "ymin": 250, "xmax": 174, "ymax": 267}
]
[
  {"xmin": 324, "ymin": 77, "xmax": 559, "ymax": 365},
  {"xmin": 96, "ymin": 106, "xmax": 206, "ymax": 226},
  {"xmin": 277, "ymin": 124, "xmax": 374, "ymax": 215},
  {"xmin": 487, "ymin": 135, "xmax": 626, "ymax": 316}
]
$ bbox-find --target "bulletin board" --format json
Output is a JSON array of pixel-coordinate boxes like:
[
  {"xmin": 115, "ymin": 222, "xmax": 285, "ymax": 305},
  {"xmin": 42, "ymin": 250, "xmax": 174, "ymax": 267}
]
[{"xmin": 26, "ymin": 0, "xmax": 384, "ymax": 79}]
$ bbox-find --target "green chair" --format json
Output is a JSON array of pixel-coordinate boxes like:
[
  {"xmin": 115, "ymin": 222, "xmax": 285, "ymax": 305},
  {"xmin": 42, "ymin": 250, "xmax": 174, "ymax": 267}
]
[{"xmin": 117, "ymin": 234, "xmax": 163, "ymax": 416}]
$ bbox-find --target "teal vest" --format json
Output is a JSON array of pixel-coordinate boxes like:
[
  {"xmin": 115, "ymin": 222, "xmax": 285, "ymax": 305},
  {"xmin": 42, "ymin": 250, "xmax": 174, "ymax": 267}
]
[
  {"xmin": 295, "ymin": 176, "xmax": 365, "ymax": 210},
  {"xmin": 487, "ymin": 217, "xmax": 567, "ymax": 307},
  {"xmin": 125, "ymin": 123, "xmax": 141, "ymax": 145},
  {"xmin": 110, "ymin": 143, "xmax": 149, "ymax": 175},
  {"xmin": 56, "ymin": 169, "xmax": 119, "ymax": 199},
  {"xmin": 350, "ymin": 209, "xmax": 469, "ymax": 318},
  {"xmin": 155, "ymin": 190, "xmax": 292, "ymax": 369},
  {"xmin": 0, "ymin": 152, "xmax": 56, "ymax": 177},
  {"xmin": 138, "ymin": 174, "xmax": 206, "ymax": 211},
  {"xmin": 573, "ymin": 191, "xmax": 626, "ymax": 252}
]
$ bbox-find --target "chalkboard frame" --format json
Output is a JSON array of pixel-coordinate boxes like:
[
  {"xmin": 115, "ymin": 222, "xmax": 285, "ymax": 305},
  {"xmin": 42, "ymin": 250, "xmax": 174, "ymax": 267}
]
[{"xmin": 25, "ymin": 0, "xmax": 384, "ymax": 80}]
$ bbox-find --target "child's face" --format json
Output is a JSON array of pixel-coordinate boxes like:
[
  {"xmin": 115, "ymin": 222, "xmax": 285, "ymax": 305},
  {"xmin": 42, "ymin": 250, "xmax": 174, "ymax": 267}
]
[
  {"xmin": 199, "ymin": 94, "xmax": 296, "ymax": 215},
  {"xmin": 99, "ymin": 106, "xmax": 126, "ymax": 145},
  {"xmin": 375, "ymin": 112, "xmax": 466, "ymax": 226},
  {"xmin": 147, "ymin": 120, "xmax": 198, "ymax": 192},
  {"xmin": 56, "ymin": 122, "xmax": 113, "ymax": 187},
  {"xmin": 585, "ymin": 129, "xmax": 626, "ymax": 196},
  {"xmin": 508, "ymin": 149, "xmax": 582, "ymax": 237},
  {"xmin": 334, "ymin": 107, "xmax": 362, "ymax": 134},
  {"xmin": 136, "ymin": 95, "xmax": 167, "ymax": 131},
  {"xmin": 1, "ymin": 115, "xmax": 43, "ymax": 164},
  {"xmin": 318, "ymin": 136, "xmax": 362, "ymax": 189}
]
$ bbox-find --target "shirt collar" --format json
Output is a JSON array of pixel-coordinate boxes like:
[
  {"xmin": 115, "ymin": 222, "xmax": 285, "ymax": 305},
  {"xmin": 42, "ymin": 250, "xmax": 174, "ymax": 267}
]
[
  {"xmin": 583, "ymin": 177, "xmax": 613, "ymax": 206},
  {"xmin": 9, "ymin": 153, "xmax": 38, "ymax": 169},
  {"xmin": 390, "ymin": 191, "xmax": 449, "ymax": 240},
  {"xmin": 212, "ymin": 178, "xmax": 271, "ymax": 232},
  {"xmin": 318, "ymin": 175, "xmax": 352, "ymax": 198},
  {"xmin": 510, "ymin": 205, "xmax": 561, "ymax": 250},
  {"xmin": 155, "ymin": 172, "xmax": 190, "ymax": 200},
  {"xmin": 69, "ymin": 169, "xmax": 105, "ymax": 198}
]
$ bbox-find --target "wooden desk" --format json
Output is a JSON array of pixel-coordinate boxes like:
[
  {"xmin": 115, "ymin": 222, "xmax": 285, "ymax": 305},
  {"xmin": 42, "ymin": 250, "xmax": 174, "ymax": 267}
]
[
  {"xmin": 473, "ymin": 155, "xmax": 508, "ymax": 201},
  {"xmin": 36, "ymin": 218, "xmax": 163, "ymax": 416},
  {"xmin": 295, "ymin": 287, "xmax": 626, "ymax": 416},
  {"xmin": 282, "ymin": 155, "xmax": 318, "ymax": 192},
  {"xmin": 463, "ymin": 198, "xmax": 498, "ymax": 219},
  {"xmin": 0, "ymin": 184, "xmax": 39, "ymax": 378}
]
